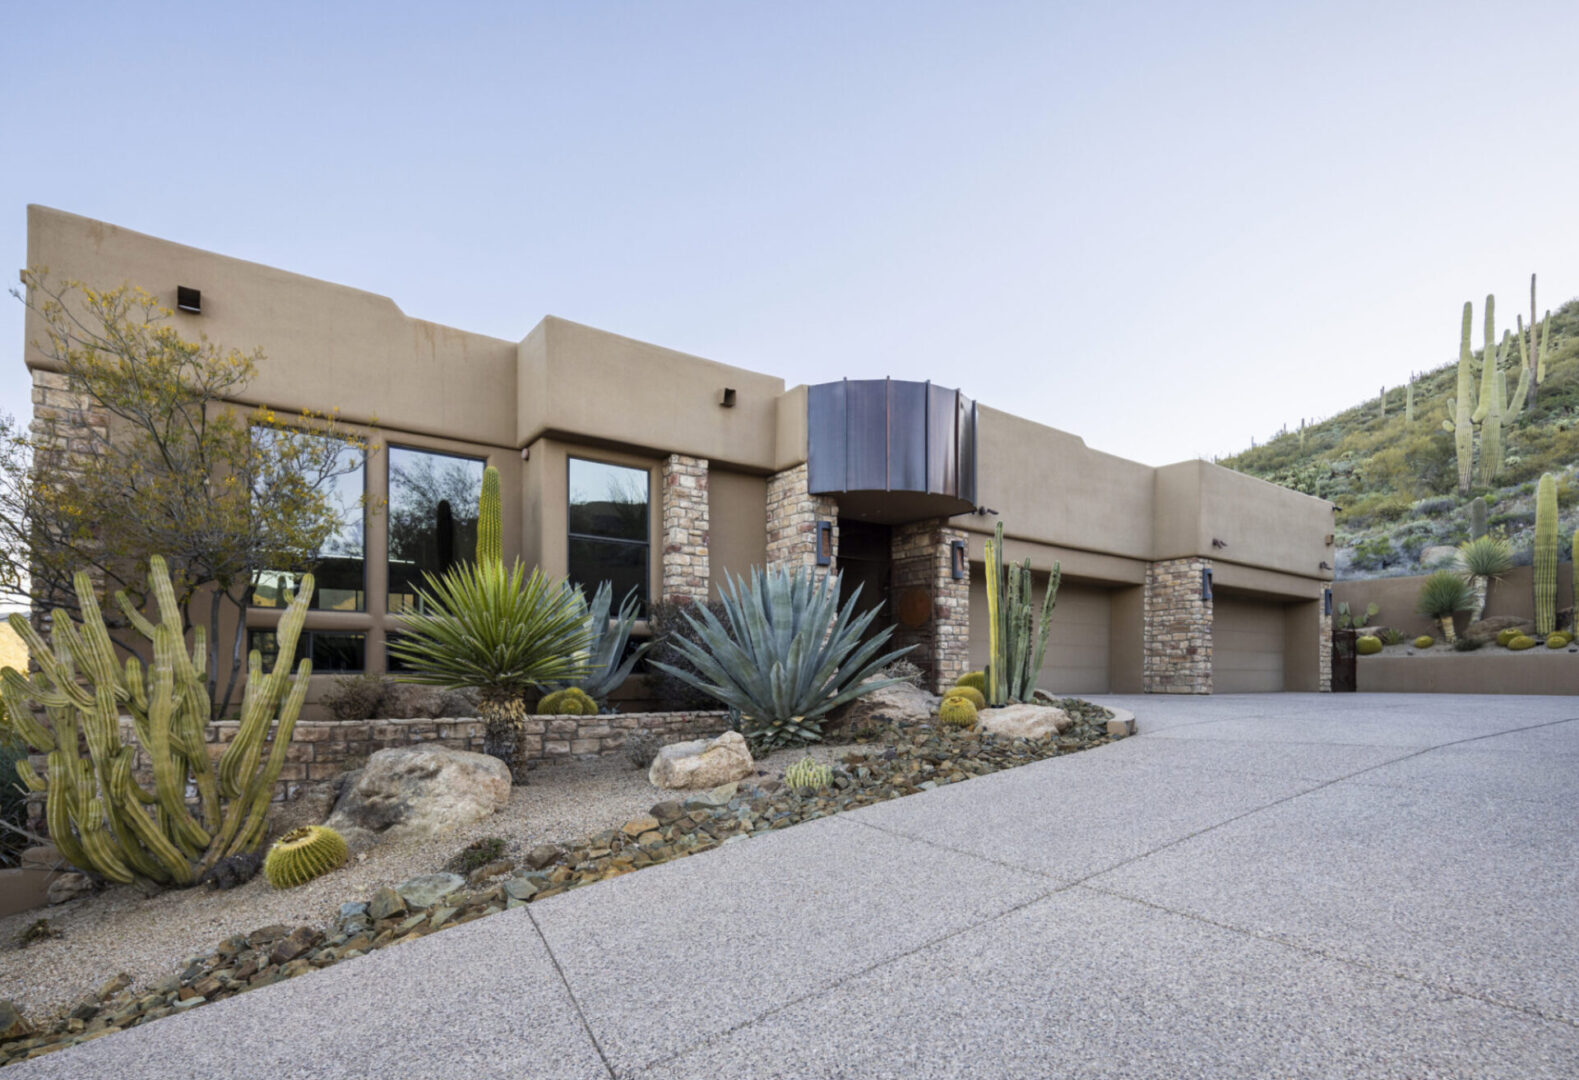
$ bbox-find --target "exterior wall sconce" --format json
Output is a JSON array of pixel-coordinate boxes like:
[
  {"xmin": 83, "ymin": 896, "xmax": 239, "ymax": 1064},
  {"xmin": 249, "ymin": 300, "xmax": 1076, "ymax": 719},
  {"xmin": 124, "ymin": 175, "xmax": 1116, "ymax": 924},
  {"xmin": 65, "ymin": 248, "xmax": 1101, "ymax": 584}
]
[
  {"xmin": 1318, "ymin": 560, "xmax": 1332, "ymax": 571},
  {"xmin": 815, "ymin": 520, "xmax": 833, "ymax": 567},
  {"xmin": 176, "ymin": 286, "xmax": 201, "ymax": 314},
  {"xmin": 1211, "ymin": 538, "xmax": 1228, "ymax": 549},
  {"xmin": 1323, "ymin": 588, "xmax": 1333, "ymax": 616},
  {"xmin": 1201, "ymin": 567, "xmax": 1213, "ymax": 601},
  {"xmin": 950, "ymin": 539, "xmax": 967, "ymax": 580},
  {"xmin": 719, "ymin": 387, "xmax": 736, "ymax": 407}
]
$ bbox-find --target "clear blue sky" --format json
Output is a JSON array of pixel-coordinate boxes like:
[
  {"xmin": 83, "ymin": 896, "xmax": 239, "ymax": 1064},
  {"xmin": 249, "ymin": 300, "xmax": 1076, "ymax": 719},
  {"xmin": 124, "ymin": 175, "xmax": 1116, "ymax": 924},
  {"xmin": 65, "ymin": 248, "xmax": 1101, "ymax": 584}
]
[{"xmin": 4, "ymin": 1, "xmax": 1577, "ymax": 466}]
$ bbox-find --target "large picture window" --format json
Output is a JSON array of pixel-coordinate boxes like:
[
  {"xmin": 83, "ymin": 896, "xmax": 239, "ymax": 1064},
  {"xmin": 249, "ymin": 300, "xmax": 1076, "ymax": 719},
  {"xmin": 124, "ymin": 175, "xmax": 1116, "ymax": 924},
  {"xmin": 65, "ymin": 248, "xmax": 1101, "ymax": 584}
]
[
  {"xmin": 251, "ymin": 436, "xmax": 366, "ymax": 611},
  {"xmin": 388, "ymin": 447, "xmax": 486, "ymax": 612},
  {"xmin": 248, "ymin": 628, "xmax": 367, "ymax": 673},
  {"xmin": 568, "ymin": 457, "xmax": 650, "ymax": 611}
]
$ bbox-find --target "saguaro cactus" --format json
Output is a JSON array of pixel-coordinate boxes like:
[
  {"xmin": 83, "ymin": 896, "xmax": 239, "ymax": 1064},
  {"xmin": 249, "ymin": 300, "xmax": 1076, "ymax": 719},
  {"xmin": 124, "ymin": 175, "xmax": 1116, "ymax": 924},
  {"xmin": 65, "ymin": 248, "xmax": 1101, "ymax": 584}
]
[
  {"xmin": 1445, "ymin": 301, "xmax": 1477, "ymax": 494},
  {"xmin": 1470, "ymin": 496, "xmax": 1487, "ymax": 540},
  {"xmin": 1533, "ymin": 472, "xmax": 1558, "ymax": 636},
  {"xmin": 0, "ymin": 557, "xmax": 314, "ymax": 886},
  {"xmin": 1514, "ymin": 273, "xmax": 1552, "ymax": 412},
  {"xmin": 983, "ymin": 520, "xmax": 1060, "ymax": 706},
  {"xmin": 476, "ymin": 465, "xmax": 502, "ymax": 565},
  {"xmin": 1405, "ymin": 378, "xmax": 1414, "ymax": 423}
]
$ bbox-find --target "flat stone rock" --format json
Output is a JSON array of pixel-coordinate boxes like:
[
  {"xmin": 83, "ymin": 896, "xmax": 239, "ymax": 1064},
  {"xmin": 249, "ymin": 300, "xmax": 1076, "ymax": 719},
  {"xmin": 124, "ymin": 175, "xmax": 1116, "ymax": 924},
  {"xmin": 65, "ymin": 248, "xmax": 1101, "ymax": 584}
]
[
  {"xmin": 622, "ymin": 815, "xmax": 660, "ymax": 836},
  {"xmin": 648, "ymin": 731, "xmax": 754, "ymax": 790},
  {"xmin": 977, "ymin": 704, "xmax": 1074, "ymax": 740},
  {"xmin": 396, "ymin": 873, "xmax": 465, "ymax": 909},
  {"xmin": 1462, "ymin": 615, "xmax": 1535, "ymax": 644},
  {"xmin": 326, "ymin": 746, "xmax": 511, "ymax": 849},
  {"xmin": 826, "ymin": 679, "xmax": 940, "ymax": 731},
  {"xmin": 46, "ymin": 872, "xmax": 94, "ymax": 905},
  {"xmin": 367, "ymin": 886, "xmax": 405, "ymax": 921}
]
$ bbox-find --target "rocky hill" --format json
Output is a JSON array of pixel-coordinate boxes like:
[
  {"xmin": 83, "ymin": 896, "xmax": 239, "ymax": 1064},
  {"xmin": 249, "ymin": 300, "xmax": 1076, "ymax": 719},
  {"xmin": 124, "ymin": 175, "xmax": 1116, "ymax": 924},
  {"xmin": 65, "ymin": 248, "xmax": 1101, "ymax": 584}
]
[{"xmin": 1219, "ymin": 291, "xmax": 1579, "ymax": 579}]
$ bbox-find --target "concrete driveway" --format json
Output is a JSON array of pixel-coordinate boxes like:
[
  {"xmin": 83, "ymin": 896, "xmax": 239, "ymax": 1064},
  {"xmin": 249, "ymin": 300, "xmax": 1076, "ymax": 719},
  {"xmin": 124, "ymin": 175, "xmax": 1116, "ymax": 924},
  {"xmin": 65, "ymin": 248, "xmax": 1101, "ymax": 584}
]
[{"xmin": 9, "ymin": 693, "xmax": 1579, "ymax": 1079}]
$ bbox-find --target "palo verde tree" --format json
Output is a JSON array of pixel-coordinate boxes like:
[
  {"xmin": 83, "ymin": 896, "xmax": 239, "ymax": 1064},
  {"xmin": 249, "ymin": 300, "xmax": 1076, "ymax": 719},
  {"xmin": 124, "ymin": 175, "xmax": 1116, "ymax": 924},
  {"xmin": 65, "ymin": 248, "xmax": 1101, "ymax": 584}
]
[{"xmin": 0, "ymin": 271, "xmax": 373, "ymax": 719}]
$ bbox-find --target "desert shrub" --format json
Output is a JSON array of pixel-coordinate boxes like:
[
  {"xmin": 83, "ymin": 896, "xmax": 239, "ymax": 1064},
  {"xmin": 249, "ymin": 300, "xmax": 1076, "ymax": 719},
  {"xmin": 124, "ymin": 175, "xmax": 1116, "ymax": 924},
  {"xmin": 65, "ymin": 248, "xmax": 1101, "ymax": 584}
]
[
  {"xmin": 0, "ymin": 737, "xmax": 29, "ymax": 867},
  {"xmin": 623, "ymin": 733, "xmax": 661, "ymax": 771},
  {"xmin": 881, "ymin": 657, "xmax": 927, "ymax": 688},
  {"xmin": 447, "ymin": 836, "xmax": 507, "ymax": 875},
  {"xmin": 1453, "ymin": 637, "xmax": 1485, "ymax": 652},
  {"xmin": 377, "ymin": 684, "xmax": 478, "ymax": 719},
  {"xmin": 646, "ymin": 599, "xmax": 731, "ymax": 711},
  {"xmin": 1349, "ymin": 536, "xmax": 1398, "ymax": 571},
  {"xmin": 321, "ymin": 674, "xmax": 391, "ymax": 721},
  {"xmin": 1413, "ymin": 495, "xmax": 1458, "ymax": 516},
  {"xmin": 1378, "ymin": 628, "xmax": 1404, "ymax": 646}
]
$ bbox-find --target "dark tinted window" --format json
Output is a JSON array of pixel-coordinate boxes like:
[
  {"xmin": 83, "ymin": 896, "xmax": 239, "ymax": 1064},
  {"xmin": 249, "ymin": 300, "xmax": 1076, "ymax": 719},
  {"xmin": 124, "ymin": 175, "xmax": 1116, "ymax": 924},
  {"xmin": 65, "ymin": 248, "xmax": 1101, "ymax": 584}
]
[
  {"xmin": 388, "ymin": 447, "xmax": 485, "ymax": 612},
  {"xmin": 568, "ymin": 458, "xmax": 649, "ymax": 608}
]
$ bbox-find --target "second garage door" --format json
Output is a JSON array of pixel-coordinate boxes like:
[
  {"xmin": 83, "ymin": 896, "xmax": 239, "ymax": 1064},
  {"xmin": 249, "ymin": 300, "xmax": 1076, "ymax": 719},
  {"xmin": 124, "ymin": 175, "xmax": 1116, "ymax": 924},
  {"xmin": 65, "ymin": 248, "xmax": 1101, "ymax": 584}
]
[
  {"xmin": 970, "ymin": 576, "xmax": 1111, "ymax": 694},
  {"xmin": 1212, "ymin": 593, "xmax": 1286, "ymax": 693}
]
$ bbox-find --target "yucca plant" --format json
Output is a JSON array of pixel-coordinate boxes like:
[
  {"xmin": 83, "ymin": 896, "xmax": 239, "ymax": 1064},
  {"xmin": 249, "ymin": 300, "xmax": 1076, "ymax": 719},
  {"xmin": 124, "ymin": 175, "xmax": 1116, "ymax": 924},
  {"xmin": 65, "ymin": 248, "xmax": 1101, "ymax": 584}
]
[
  {"xmin": 1454, "ymin": 535, "xmax": 1512, "ymax": 622},
  {"xmin": 1415, "ymin": 570, "xmax": 1475, "ymax": 644},
  {"xmin": 389, "ymin": 559, "xmax": 592, "ymax": 778},
  {"xmin": 650, "ymin": 565, "xmax": 914, "ymax": 751},
  {"xmin": 549, "ymin": 582, "xmax": 653, "ymax": 706}
]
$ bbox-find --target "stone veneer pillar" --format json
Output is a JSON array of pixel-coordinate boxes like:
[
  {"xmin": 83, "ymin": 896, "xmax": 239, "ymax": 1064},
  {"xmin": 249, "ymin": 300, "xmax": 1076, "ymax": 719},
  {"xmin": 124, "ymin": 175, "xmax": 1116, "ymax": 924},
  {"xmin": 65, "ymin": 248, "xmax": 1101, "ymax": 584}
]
[
  {"xmin": 661, "ymin": 454, "xmax": 710, "ymax": 605},
  {"xmin": 29, "ymin": 369, "xmax": 109, "ymax": 625},
  {"xmin": 1318, "ymin": 588, "xmax": 1333, "ymax": 692},
  {"xmin": 890, "ymin": 520, "xmax": 971, "ymax": 694},
  {"xmin": 765, "ymin": 463, "xmax": 838, "ymax": 578},
  {"xmin": 1143, "ymin": 556, "xmax": 1213, "ymax": 694}
]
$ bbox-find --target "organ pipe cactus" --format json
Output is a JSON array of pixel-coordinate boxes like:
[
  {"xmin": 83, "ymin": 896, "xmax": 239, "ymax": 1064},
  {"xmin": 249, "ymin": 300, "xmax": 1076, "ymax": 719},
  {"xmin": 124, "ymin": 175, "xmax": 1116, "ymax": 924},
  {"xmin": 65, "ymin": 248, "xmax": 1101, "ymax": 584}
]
[
  {"xmin": 0, "ymin": 557, "xmax": 315, "ymax": 886},
  {"xmin": 476, "ymin": 465, "xmax": 502, "ymax": 565},
  {"xmin": 1533, "ymin": 472, "xmax": 1558, "ymax": 636},
  {"xmin": 983, "ymin": 521, "xmax": 1060, "ymax": 706},
  {"xmin": 1511, "ymin": 273, "xmax": 1552, "ymax": 414}
]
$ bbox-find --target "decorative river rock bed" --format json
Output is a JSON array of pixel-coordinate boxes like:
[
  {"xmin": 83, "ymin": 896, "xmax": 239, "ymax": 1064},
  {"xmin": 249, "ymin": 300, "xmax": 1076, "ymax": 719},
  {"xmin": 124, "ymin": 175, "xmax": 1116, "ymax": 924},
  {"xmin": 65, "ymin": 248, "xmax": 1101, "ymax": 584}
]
[{"xmin": 0, "ymin": 699, "xmax": 1122, "ymax": 1066}]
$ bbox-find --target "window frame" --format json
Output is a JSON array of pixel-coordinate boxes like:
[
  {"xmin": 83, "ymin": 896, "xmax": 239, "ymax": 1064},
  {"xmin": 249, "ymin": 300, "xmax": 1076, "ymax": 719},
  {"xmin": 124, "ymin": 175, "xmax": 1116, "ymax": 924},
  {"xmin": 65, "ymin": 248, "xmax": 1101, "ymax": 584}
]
[
  {"xmin": 248, "ymin": 431, "xmax": 370, "ymax": 613},
  {"xmin": 566, "ymin": 455, "xmax": 653, "ymax": 609}
]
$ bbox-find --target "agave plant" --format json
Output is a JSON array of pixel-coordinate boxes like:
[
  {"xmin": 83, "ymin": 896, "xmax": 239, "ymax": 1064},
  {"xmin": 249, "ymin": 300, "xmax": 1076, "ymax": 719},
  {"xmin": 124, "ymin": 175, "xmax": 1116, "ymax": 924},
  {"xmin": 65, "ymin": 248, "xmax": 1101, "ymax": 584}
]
[
  {"xmin": 1415, "ymin": 570, "xmax": 1475, "ymax": 644},
  {"xmin": 1454, "ymin": 535, "xmax": 1512, "ymax": 622},
  {"xmin": 650, "ymin": 565, "xmax": 914, "ymax": 750},
  {"xmin": 549, "ymin": 583, "xmax": 654, "ymax": 706},
  {"xmin": 389, "ymin": 559, "xmax": 592, "ymax": 777}
]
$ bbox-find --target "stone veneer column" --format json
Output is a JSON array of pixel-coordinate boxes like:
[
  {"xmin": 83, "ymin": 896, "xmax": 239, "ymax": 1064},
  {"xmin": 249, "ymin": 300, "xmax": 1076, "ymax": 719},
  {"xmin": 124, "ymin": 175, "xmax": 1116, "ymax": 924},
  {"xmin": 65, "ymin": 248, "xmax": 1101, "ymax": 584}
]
[
  {"xmin": 890, "ymin": 520, "xmax": 971, "ymax": 694},
  {"xmin": 29, "ymin": 369, "xmax": 109, "ymax": 625},
  {"xmin": 1143, "ymin": 556, "xmax": 1213, "ymax": 694},
  {"xmin": 765, "ymin": 463, "xmax": 838, "ymax": 578},
  {"xmin": 1318, "ymin": 588, "xmax": 1333, "ymax": 692},
  {"xmin": 661, "ymin": 454, "xmax": 710, "ymax": 605}
]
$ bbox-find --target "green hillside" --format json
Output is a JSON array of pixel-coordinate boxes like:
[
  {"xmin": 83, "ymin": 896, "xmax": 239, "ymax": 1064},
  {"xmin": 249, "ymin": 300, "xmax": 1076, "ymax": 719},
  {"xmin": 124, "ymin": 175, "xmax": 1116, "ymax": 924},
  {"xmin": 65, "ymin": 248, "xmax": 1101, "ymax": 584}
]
[{"xmin": 1220, "ymin": 295, "xmax": 1579, "ymax": 578}]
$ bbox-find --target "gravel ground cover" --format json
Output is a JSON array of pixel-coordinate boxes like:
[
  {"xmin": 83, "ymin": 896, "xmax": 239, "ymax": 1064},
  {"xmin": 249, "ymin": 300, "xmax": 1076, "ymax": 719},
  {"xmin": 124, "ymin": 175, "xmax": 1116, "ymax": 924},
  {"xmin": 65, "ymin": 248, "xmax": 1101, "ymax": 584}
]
[{"xmin": 0, "ymin": 701, "xmax": 1116, "ymax": 1066}]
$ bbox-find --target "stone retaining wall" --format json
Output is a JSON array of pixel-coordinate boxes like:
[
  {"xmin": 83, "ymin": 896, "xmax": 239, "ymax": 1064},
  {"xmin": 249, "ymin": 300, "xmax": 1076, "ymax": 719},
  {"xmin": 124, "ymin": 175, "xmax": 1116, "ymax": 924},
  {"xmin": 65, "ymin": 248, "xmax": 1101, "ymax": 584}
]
[{"xmin": 32, "ymin": 710, "xmax": 733, "ymax": 813}]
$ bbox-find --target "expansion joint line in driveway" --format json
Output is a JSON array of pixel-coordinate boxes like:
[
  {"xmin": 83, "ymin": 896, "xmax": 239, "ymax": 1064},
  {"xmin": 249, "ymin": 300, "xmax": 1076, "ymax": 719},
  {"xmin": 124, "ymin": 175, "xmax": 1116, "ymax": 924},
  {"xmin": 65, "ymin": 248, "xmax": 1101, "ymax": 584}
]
[{"xmin": 525, "ymin": 905, "xmax": 617, "ymax": 1079}]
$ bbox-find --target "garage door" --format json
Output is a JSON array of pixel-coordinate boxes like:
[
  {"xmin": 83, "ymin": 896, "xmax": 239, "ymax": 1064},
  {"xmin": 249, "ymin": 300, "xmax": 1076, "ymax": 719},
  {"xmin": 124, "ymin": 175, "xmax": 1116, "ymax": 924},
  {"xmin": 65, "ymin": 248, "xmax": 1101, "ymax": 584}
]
[
  {"xmin": 970, "ymin": 576, "xmax": 1111, "ymax": 694},
  {"xmin": 1213, "ymin": 594, "xmax": 1285, "ymax": 693}
]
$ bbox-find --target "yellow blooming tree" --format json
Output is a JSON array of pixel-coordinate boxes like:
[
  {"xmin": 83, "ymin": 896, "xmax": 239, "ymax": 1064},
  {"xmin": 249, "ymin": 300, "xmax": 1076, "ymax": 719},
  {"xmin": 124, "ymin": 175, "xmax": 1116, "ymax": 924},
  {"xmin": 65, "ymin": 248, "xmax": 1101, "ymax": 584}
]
[{"xmin": 0, "ymin": 270, "xmax": 375, "ymax": 718}]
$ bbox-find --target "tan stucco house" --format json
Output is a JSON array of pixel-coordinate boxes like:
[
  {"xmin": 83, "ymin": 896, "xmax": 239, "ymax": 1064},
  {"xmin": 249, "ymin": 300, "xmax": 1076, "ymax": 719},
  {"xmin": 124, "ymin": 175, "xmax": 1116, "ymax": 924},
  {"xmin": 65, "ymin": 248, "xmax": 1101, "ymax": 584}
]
[{"xmin": 20, "ymin": 205, "xmax": 1336, "ymax": 699}]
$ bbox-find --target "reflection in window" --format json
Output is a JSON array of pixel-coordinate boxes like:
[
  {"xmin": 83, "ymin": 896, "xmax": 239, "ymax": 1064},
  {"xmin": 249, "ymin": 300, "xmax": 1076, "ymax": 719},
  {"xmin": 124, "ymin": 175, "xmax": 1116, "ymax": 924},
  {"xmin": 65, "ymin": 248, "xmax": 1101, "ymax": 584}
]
[
  {"xmin": 248, "ymin": 629, "xmax": 367, "ymax": 673},
  {"xmin": 388, "ymin": 447, "xmax": 485, "ymax": 612},
  {"xmin": 251, "ymin": 435, "xmax": 366, "ymax": 611},
  {"xmin": 568, "ymin": 458, "xmax": 649, "ymax": 610}
]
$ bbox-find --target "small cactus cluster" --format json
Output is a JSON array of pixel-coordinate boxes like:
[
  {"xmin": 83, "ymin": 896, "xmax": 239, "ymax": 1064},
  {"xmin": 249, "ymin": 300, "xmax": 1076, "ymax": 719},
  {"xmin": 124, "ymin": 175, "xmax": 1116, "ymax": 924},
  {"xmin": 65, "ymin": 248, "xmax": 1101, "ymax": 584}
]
[
  {"xmin": 1495, "ymin": 628, "xmax": 1524, "ymax": 647},
  {"xmin": 538, "ymin": 687, "xmax": 598, "ymax": 715},
  {"xmin": 1355, "ymin": 635, "xmax": 1383, "ymax": 655},
  {"xmin": 939, "ymin": 696, "xmax": 978, "ymax": 727},
  {"xmin": 954, "ymin": 670, "xmax": 987, "ymax": 694},
  {"xmin": 264, "ymin": 826, "xmax": 349, "ymax": 889},
  {"xmin": 784, "ymin": 757, "xmax": 833, "ymax": 792},
  {"xmin": 947, "ymin": 685, "xmax": 987, "ymax": 710},
  {"xmin": 1546, "ymin": 633, "xmax": 1572, "ymax": 649},
  {"xmin": 1507, "ymin": 635, "xmax": 1538, "ymax": 651},
  {"xmin": 1413, "ymin": 635, "xmax": 1435, "ymax": 649}
]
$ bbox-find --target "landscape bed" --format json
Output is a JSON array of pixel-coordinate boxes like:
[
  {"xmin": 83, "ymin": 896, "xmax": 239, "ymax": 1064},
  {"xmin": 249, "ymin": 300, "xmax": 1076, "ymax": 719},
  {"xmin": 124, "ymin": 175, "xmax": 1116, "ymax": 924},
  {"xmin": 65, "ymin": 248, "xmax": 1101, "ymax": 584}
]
[{"xmin": 0, "ymin": 700, "xmax": 1122, "ymax": 1066}]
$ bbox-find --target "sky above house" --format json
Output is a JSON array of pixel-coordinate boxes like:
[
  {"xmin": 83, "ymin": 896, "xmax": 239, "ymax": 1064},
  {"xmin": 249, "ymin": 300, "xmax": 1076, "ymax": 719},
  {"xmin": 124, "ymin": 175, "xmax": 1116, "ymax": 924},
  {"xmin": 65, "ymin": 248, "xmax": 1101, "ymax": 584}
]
[{"xmin": 3, "ymin": 0, "xmax": 1577, "ymax": 467}]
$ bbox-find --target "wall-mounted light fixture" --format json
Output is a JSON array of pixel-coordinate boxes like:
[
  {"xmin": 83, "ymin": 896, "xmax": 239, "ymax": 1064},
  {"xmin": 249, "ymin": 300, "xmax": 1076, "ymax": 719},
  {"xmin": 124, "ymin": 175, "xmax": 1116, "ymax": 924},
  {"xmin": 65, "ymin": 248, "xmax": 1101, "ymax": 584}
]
[
  {"xmin": 1318, "ymin": 560, "xmax": 1332, "ymax": 571},
  {"xmin": 815, "ymin": 521, "xmax": 833, "ymax": 567},
  {"xmin": 1211, "ymin": 538, "xmax": 1228, "ymax": 549},
  {"xmin": 950, "ymin": 539, "xmax": 967, "ymax": 580},
  {"xmin": 176, "ymin": 286, "xmax": 201, "ymax": 314},
  {"xmin": 1324, "ymin": 533, "xmax": 1335, "ymax": 546},
  {"xmin": 1323, "ymin": 588, "xmax": 1333, "ymax": 616},
  {"xmin": 972, "ymin": 506, "xmax": 999, "ymax": 517},
  {"xmin": 719, "ymin": 387, "xmax": 737, "ymax": 407},
  {"xmin": 1201, "ymin": 567, "xmax": 1214, "ymax": 601}
]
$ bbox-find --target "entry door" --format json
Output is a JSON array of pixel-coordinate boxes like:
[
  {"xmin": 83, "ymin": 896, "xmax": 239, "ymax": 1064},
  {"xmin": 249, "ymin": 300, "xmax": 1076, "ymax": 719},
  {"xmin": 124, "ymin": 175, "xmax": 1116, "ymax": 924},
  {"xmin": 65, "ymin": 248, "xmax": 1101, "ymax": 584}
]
[{"xmin": 837, "ymin": 520, "xmax": 892, "ymax": 645}]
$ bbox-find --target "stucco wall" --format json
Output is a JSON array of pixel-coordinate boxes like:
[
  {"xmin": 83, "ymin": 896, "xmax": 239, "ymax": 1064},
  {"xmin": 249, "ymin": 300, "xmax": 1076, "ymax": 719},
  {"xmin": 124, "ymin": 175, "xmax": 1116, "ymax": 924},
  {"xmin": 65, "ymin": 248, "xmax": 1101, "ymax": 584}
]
[
  {"xmin": 1358, "ymin": 653, "xmax": 1579, "ymax": 695},
  {"xmin": 1334, "ymin": 564, "xmax": 1576, "ymax": 639},
  {"xmin": 707, "ymin": 468, "xmax": 768, "ymax": 597}
]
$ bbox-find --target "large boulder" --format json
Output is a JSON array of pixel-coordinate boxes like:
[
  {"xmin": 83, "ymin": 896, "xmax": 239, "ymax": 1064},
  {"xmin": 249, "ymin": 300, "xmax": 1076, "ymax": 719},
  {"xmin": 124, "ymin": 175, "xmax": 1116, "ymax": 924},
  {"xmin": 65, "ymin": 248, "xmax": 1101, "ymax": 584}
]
[
  {"xmin": 1463, "ymin": 615, "xmax": 1535, "ymax": 645},
  {"xmin": 977, "ymin": 703, "xmax": 1074, "ymax": 740},
  {"xmin": 326, "ymin": 746, "xmax": 510, "ymax": 848},
  {"xmin": 648, "ymin": 731, "xmax": 754, "ymax": 790},
  {"xmin": 827, "ymin": 680, "xmax": 939, "ymax": 732}
]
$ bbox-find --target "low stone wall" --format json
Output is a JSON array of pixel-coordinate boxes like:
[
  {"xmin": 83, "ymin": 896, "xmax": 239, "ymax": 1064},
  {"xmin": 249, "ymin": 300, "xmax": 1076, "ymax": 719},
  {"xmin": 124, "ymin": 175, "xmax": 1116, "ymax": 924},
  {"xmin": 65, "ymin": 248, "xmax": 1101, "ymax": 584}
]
[
  {"xmin": 34, "ymin": 710, "xmax": 733, "ymax": 813},
  {"xmin": 1357, "ymin": 652, "xmax": 1579, "ymax": 695}
]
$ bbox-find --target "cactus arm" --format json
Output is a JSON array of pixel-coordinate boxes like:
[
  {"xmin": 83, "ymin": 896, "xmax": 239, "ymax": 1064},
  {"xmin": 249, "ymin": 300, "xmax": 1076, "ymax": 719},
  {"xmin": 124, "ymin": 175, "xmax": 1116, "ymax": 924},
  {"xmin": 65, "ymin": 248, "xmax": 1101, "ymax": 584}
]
[
  {"xmin": 114, "ymin": 588, "xmax": 158, "ymax": 640},
  {"xmin": 477, "ymin": 465, "xmax": 502, "ymax": 565},
  {"xmin": 984, "ymin": 529, "xmax": 1002, "ymax": 706},
  {"xmin": 1454, "ymin": 301, "xmax": 1476, "ymax": 494},
  {"xmin": 1473, "ymin": 295, "xmax": 1495, "ymax": 424},
  {"xmin": 1029, "ymin": 563, "xmax": 1060, "ymax": 695},
  {"xmin": 210, "ymin": 658, "xmax": 313, "ymax": 867}
]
